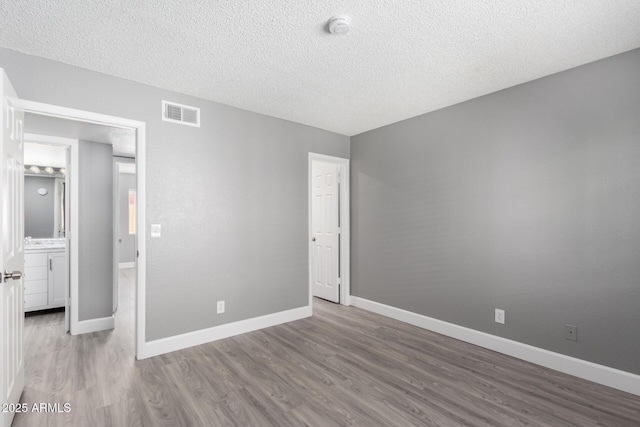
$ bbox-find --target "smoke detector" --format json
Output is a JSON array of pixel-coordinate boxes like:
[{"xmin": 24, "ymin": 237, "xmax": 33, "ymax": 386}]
[{"xmin": 328, "ymin": 15, "xmax": 351, "ymax": 35}]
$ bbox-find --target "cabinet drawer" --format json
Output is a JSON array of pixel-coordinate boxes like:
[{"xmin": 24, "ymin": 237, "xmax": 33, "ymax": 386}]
[
  {"xmin": 25, "ymin": 279, "xmax": 47, "ymax": 295},
  {"xmin": 25, "ymin": 266, "xmax": 47, "ymax": 281},
  {"xmin": 25, "ymin": 293, "xmax": 48, "ymax": 310},
  {"xmin": 25, "ymin": 253, "xmax": 47, "ymax": 268}
]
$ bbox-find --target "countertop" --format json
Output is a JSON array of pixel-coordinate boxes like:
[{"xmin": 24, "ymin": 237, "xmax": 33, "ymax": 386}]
[{"xmin": 25, "ymin": 238, "xmax": 66, "ymax": 252}]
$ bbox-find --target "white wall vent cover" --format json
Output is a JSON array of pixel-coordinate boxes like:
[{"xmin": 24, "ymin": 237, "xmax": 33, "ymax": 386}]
[{"xmin": 162, "ymin": 100, "xmax": 200, "ymax": 127}]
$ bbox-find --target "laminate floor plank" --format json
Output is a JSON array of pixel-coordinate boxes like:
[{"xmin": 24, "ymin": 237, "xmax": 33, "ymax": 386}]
[
  {"xmin": 214, "ymin": 340, "xmax": 305, "ymax": 414},
  {"xmin": 328, "ymin": 353, "xmax": 503, "ymax": 427},
  {"xmin": 12, "ymin": 273, "xmax": 640, "ymax": 426}
]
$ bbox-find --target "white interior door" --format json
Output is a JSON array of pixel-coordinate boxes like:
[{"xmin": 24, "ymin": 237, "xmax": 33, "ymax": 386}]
[
  {"xmin": 0, "ymin": 69, "xmax": 25, "ymax": 427},
  {"xmin": 311, "ymin": 160, "xmax": 340, "ymax": 303}
]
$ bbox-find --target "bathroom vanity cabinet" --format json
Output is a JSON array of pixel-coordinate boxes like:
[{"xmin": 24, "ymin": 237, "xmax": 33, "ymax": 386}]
[{"xmin": 24, "ymin": 249, "xmax": 66, "ymax": 312}]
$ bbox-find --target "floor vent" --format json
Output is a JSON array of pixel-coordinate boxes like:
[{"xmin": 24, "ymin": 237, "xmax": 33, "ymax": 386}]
[{"xmin": 162, "ymin": 100, "xmax": 200, "ymax": 127}]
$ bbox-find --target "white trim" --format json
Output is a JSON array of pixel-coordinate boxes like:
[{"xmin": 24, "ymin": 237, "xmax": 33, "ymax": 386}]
[
  {"xmin": 118, "ymin": 163, "xmax": 135, "ymax": 174},
  {"xmin": 119, "ymin": 262, "xmax": 135, "ymax": 269},
  {"xmin": 113, "ymin": 160, "xmax": 118, "ymax": 314},
  {"xmin": 20, "ymin": 100, "xmax": 142, "ymax": 129},
  {"xmin": 138, "ymin": 306, "xmax": 311, "ymax": 360},
  {"xmin": 136, "ymin": 125, "xmax": 146, "ymax": 360},
  {"xmin": 21, "ymin": 100, "xmax": 146, "ymax": 359},
  {"xmin": 74, "ymin": 316, "xmax": 115, "ymax": 334},
  {"xmin": 308, "ymin": 153, "xmax": 351, "ymax": 307},
  {"xmin": 351, "ymin": 297, "xmax": 640, "ymax": 396}
]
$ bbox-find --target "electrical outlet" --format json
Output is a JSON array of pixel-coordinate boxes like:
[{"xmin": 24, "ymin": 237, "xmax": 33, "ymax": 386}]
[
  {"xmin": 217, "ymin": 300, "xmax": 225, "ymax": 314},
  {"xmin": 565, "ymin": 324, "xmax": 577, "ymax": 341},
  {"xmin": 495, "ymin": 309, "xmax": 505, "ymax": 324}
]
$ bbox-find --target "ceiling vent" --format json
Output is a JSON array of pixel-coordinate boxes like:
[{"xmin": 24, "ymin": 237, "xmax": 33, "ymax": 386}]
[{"xmin": 162, "ymin": 100, "xmax": 200, "ymax": 127}]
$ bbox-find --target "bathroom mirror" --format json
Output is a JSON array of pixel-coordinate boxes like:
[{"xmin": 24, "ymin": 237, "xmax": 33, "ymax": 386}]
[{"xmin": 24, "ymin": 142, "xmax": 68, "ymax": 239}]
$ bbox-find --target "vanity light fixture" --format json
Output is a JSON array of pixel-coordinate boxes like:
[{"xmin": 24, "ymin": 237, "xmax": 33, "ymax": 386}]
[
  {"xmin": 29, "ymin": 165, "xmax": 40, "ymax": 174},
  {"xmin": 45, "ymin": 166, "xmax": 54, "ymax": 174},
  {"xmin": 59, "ymin": 168, "xmax": 66, "ymax": 175}
]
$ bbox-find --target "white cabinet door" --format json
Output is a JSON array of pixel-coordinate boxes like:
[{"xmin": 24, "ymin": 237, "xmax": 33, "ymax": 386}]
[
  {"xmin": 48, "ymin": 252, "xmax": 66, "ymax": 307},
  {"xmin": 24, "ymin": 253, "xmax": 48, "ymax": 311}
]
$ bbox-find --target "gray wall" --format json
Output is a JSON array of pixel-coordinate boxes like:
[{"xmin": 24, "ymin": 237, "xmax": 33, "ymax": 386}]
[
  {"xmin": 0, "ymin": 47, "xmax": 349, "ymax": 340},
  {"xmin": 118, "ymin": 170, "xmax": 136, "ymax": 264},
  {"xmin": 351, "ymin": 48, "xmax": 640, "ymax": 374},
  {"xmin": 78, "ymin": 141, "xmax": 114, "ymax": 321},
  {"xmin": 24, "ymin": 176, "xmax": 55, "ymax": 238}
]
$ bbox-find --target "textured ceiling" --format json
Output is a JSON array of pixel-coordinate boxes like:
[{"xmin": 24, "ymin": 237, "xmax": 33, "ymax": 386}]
[{"xmin": 2, "ymin": 1, "xmax": 640, "ymax": 136}]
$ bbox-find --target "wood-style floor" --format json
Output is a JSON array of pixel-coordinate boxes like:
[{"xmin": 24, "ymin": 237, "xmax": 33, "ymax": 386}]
[{"xmin": 13, "ymin": 271, "xmax": 640, "ymax": 426}]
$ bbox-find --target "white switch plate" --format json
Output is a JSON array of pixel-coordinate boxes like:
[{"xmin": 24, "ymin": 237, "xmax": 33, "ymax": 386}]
[
  {"xmin": 151, "ymin": 224, "xmax": 161, "ymax": 238},
  {"xmin": 217, "ymin": 300, "xmax": 225, "ymax": 314},
  {"xmin": 495, "ymin": 309, "xmax": 505, "ymax": 324}
]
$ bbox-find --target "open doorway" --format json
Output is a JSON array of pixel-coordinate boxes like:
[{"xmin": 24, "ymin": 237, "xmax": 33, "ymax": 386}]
[
  {"xmin": 19, "ymin": 99, "xmax": 146, "ymax": 359},
  {"xmin": 22, "ymin": 137, "xmax": 71, "ymax": 334},
  {"xmin": 22, "ymin": 114, "xmax": 137, "ymax": 337}
]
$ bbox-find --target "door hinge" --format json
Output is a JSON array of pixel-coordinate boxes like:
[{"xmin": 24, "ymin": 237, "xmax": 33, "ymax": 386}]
[{"xmin": 338, "ymin": 227, "xmax": 341, "ymax": 234}]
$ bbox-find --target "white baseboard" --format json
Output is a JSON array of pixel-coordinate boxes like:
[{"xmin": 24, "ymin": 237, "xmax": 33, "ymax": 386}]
[
  {"xmin": 351, "ymin": 297, "xmax": 640, "ymax": 396},
  {"xmin": 138, "ymin": 305, "xmax": 312, "ymax": 360},
  {"xmin": 119, "ymin": 262, "xmax": 135, "ymax": 269},
  {"xmin": 73, "ymin": 315, "xmax": 115, "ymax": 335}
]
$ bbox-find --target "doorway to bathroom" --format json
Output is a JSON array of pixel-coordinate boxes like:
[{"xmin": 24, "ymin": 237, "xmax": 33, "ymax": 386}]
[
  {"xmin": 22, "ymin": 136, "xmax": 71, "ymax": 332},
  {"xmin": 18, "ymin": 98, "xmax": 147, "ymax": 359}
]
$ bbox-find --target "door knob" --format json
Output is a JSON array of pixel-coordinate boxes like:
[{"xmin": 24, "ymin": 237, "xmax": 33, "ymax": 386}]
[{"xmin": 3, "ymin": 270, "xmax": 23, "ymax": 282}]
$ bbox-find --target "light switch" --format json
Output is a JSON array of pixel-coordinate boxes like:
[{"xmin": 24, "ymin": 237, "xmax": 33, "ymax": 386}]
[{"xmin": 151, "ymin": 224, "xmax": 161, "ymax": 238}]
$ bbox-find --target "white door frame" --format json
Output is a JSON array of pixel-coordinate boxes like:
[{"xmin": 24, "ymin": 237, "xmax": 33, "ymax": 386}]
[
  {"xmin": 19, "ymin": 99, "xmax": 146, "ymax": 359},
  {"xmin": 308, "ymin": 153, "xmax": 350, "ymax": 307}
]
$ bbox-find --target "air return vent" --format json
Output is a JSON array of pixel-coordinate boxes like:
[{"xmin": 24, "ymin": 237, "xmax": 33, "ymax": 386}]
[{"xmin": 162, "ymin": 100, "xmax": 200, "ymax": 127}]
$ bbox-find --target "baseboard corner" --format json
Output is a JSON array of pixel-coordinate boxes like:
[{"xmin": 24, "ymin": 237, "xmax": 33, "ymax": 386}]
[{"xmin": 73, "ymin": 315, "xmax": 115, "ymax": 335}]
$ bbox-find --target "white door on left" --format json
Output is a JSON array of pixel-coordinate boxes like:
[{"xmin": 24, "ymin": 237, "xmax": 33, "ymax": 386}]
[{"xmin": 0, "ymin": 69, "xmax": 25, "ymax": 427}]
